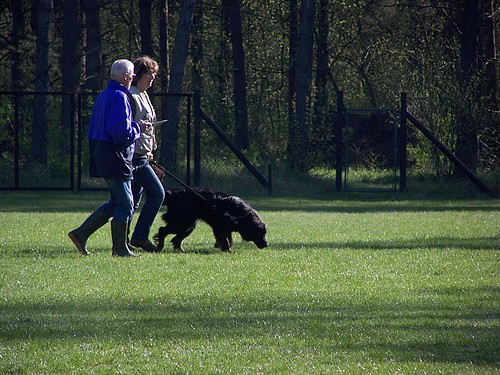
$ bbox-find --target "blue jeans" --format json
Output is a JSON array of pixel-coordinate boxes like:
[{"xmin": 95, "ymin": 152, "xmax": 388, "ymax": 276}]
[
  {"xmin": 98, "ymin": 178, "xmax": 134, "ymax": 222},
  {"xmin": 131, "ymin": 159, "xmax": 165, "ymax": 240}
]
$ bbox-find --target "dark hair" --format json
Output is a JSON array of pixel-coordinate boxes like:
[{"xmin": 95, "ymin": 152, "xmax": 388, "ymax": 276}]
[{"xmin": 132, "ymin": 56, "xmax": 159, "ymax": 85}]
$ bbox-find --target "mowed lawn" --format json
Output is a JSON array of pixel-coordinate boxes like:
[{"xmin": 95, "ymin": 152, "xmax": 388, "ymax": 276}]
[{"xmin": 0, "ymin": 192, "xmax": 498, "ymax": 374}]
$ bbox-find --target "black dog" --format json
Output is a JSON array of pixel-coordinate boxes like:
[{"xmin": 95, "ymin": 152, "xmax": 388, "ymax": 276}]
[{"xmin": 154, "ymin": 188, "xmax": 268, "ymax": 252}]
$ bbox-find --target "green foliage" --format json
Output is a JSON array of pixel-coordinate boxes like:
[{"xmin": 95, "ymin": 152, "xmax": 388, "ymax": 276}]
[
  {"xmin": 0, "ymin": 0, "xmax": 497, "ymax": 183},
  {"xmin": 0, "ymin": 191, "xmax": 499, "ymax": 373}
]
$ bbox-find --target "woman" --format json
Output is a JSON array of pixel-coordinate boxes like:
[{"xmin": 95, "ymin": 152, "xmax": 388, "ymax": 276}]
[{"xmin": 128, "ymin": 56, "xmax": 165, "ymax": 252}]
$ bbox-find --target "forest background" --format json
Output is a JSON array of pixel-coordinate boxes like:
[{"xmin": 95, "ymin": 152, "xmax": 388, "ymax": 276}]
[{"xmin": 0, "ymin": 0, "xmax": 498, "ymax": 189}]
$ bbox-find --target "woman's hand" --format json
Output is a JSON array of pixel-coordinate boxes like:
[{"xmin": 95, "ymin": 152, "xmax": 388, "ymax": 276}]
[{"xmin": 138, "ymin": 120, "xmax": 152, "ymax": 132}]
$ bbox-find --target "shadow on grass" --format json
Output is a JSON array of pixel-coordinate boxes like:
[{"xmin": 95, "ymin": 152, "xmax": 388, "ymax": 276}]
[
  {"xmin": 267, "ymin": 236, "xmax": 500, "ymax": 251},
  {"xmin": 0, "ymin": 286, "xmax": 497, "ymax": 366},
  {"xmin": 0, "ymin": 191, "xmax": 499, "ymax": 214},
  {"xmin": 3, "ymin": 244, "xmax": 227, "ymax": 258},
  {"xmin": 3, "ymin": 233, "xmax": 498, "ymax": 259},
  {"xmin": 118, "ymin": 235, "xmax": 500, "ymax": 254},
  {"xmin": 258, "ymin": 203, "xmax": 499, "ymax": 214}
]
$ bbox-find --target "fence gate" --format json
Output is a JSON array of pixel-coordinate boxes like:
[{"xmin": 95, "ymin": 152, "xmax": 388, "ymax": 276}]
[{"xmin": 344, "ymin": 108, "xmax": 399, "ymax": 192}]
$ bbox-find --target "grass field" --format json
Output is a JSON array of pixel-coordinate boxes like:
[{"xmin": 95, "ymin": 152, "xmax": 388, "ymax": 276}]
[{"xmin": 0, "ymin": 189, "xmax": 498, "ymax": 374}]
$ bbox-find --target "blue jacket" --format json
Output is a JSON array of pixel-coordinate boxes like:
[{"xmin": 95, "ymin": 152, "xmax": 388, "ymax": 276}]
[{"xmin": 87, "ymin": 80, "xmax": 141, "ymax": 179}]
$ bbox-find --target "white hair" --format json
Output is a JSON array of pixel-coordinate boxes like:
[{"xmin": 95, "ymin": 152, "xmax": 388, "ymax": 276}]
[{"xmin": 110, "ymin": 59, "xmax": 134, "ymax": 78}]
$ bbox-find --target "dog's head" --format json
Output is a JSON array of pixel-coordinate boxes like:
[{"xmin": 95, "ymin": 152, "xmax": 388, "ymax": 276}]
[
  {"xmin": 255, "ymin": 220, "xmax": 269, "ymax": 249},
  {"xmin": 241, "ymin": 218, "xmax": 268, "ymax": 249}
]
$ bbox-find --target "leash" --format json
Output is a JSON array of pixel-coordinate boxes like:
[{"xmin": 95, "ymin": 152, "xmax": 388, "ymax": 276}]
[
  {"xmin": 139, "ymin": 160, "xmax": 252, "ymax": 224},
  {"xmin": 132, "ymin": 162, "xmax": 149, "ymax": 171},
  {"xmin": 148, "ymin": 159, "xmax": 250, "ymax": 224},
  {"xmin": 148, "ymin": 160, "xmax": 210, "ymax": 203}
]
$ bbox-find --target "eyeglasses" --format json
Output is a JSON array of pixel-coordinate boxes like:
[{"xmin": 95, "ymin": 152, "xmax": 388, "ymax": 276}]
[{"xmin": 125, "ymin": 72, "xmax": 136, "ymax": 78}]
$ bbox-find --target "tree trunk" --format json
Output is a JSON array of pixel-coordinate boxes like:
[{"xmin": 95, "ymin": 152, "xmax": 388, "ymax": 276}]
[
  {"xmin": 223, "ymin": 0, "xmax": 249, "ymax": 149},
  {"xmin": 160, "ymin": 0, "xmax": 195, "ymax": 172},
  {"xmin": 191, "ymin": 1, "xmax": 203, "ymax": 94},
  {"xmin": 216, "ymin": 1, "xmax": 231, "ymax": 129},
  {"xmin": 10, "ymin": 0, "xmax": 24, "ymax": 91},
  {"xmin": 287, "ymin": 0, "xmax": 298, "ymax": 166},
  {"xmin": 158, "ymin": 0, "xmax": 170, "ymax": 102},
  {"xmin": 482, "ymin": 0, "xmax": 497, "ymax": 105},
  {"xmin": 292, "ymin": 0, "xmax": 315, "ymax": 170},
  {"xmin": 454, "ymin": 0, "xmax": 481, "ymax": 173},
  {"xmin": 81, "ymin": 0, "xmax": 102, "ymax": 91},
  {"xmin": 61, "ymin": 0, "xmax": 80, "ymax": 158},
  {"xmin": 313, "ymin": 0, "xmax": 329, "ymax": 163},
  {"xmin": 158, "ymin": 0, "xmax": 169, "ymax": 169},
  {"xmin": 191, "ymin": 2, "xmax": 203, "ymax": 185},
  {"xmin": 140, "ymin": 0, "xmax": 153, "ymax": 56},
  {"xmin": 31, "ymin": 0, "xmax": 53, "ymax": 164},
  {"xmin": 158, "ymin": 0, "xmax": 170, "ymax": 122}
]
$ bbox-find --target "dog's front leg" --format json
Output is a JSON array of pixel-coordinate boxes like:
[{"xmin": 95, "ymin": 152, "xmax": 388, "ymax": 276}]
[
  {"xmin": 214, "ymin": 231, "xmax": 231, "ymax": 252},
  {"xmin": 171, "ymin": 235, "xmax": 185, "ymax": 252},
  {"xmin": 220, "ymin": 237, "xmax": 231, "ymax": 252}
]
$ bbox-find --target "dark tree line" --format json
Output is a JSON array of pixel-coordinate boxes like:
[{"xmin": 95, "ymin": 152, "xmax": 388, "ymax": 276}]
[{"xmin": 0, "ymin": 0, "xmax": 497, "ymax": 177}]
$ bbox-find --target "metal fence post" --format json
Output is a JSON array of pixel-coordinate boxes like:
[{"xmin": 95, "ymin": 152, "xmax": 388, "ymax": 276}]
[
  {"xmin": 335, "ymin": 91, "xmax": 344, "ymax": 191},
  {"xmin": 194, "ymin": 90, "xmax": 201, "ymax": 186},
  {"xmin": 400, "ymin": 92, "xmax": 407, "ymax": 192}
]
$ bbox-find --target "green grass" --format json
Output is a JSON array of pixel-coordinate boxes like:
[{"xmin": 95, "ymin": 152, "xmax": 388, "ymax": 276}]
[{"xmin": 0, "ymin": 191, "xmax": 499, "ymax": 374}]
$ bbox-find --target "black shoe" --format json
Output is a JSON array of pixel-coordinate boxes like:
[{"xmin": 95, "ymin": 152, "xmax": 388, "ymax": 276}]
[{"xmin": 130, "ymin": 238, "xmax": 160, "ymax": 252}]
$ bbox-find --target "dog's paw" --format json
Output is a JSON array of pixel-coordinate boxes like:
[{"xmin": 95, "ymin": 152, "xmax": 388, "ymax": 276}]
[
  {"xmin": 171, "ymin": 238, "xmax": 185, "ymax": 253},
  {"xmin": 214, "ymin": 238, "xmax": 231, "ymax": 252}
]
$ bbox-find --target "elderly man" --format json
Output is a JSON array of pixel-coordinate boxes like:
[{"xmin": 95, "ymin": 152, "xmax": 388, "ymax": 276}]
[{"xmin": 69, "ymin": 59, "xmax": 150, "ymax": 257}]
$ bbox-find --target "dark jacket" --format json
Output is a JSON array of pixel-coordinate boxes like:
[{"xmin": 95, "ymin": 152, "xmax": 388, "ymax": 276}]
[{"xmin": 87, "ymin": 80, "xmax": 141, "ymax": 179}]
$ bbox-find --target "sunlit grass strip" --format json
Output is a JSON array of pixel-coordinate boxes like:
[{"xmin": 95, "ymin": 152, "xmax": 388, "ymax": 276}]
[{"xmin": 0, "ymin": 193, "xmax": 498, "ymax": 374}]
